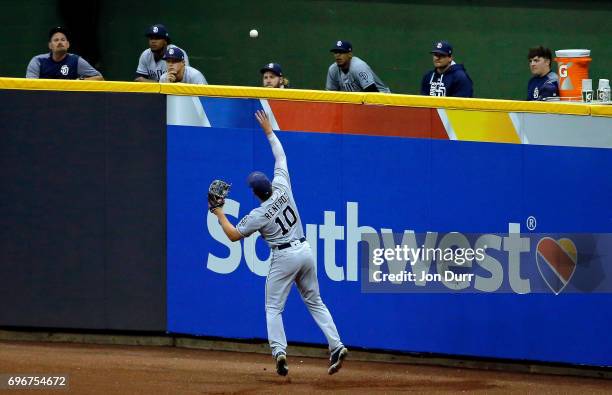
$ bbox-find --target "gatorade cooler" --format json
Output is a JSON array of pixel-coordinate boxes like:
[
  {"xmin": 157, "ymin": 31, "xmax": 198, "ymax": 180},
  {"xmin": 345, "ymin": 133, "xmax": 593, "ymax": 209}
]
[{"xmin": 555, "ymin": 49, "xmax": 591, "ymax": 101}]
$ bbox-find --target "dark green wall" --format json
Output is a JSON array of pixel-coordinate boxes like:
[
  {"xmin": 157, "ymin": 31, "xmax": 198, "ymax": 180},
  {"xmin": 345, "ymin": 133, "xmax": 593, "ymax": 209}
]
[
  {"xmin": 3, "ymin": 0, "xmax": 611, "ymax": 100},
  {"xmin": 2, "ymin": 0, "xmax": 61, "ymax": 77}
]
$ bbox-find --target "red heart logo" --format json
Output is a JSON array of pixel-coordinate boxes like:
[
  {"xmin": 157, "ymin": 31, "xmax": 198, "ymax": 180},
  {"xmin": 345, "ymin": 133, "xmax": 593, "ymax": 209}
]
[{"xmin": 536, "ymin": 237, "xmax": 577, "ymax": 295}]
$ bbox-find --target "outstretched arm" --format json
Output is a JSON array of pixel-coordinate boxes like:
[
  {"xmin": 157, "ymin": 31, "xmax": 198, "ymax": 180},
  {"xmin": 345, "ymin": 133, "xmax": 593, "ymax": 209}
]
[
  {"xmin": 255, "ymin": 110, "xmax": 287, "ymax": 172},
  {"xmin": 212, "ymin": 208, "xmax": 243, "ymax": 242}
]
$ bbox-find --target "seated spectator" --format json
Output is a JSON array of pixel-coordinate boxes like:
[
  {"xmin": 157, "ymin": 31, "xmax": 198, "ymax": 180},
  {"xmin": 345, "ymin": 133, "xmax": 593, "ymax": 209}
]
[
  {"xmin": 527, "ymin": 46, "xmax": 559, "ymax": 101},
  {"xmin": 420, "ymin": 41, "xmax": 472, "ymax": 97},
  {"xmin": 159, "ymin": 48, "xmax": 207, "ymax": 84},
  {"xmin": 135, "ymin": 24, "xmax": 189, "ymax": 82},
  {"xmin": 326, "ymin": 40, "xmax": 390, "ymax": 92},
  {"xmin": 261, "ymin": 63, "xmax": 289, "ymax": 88},
  {"xmin": 26, "ymin": 26, "xmax": 103, "ymax": 80}
]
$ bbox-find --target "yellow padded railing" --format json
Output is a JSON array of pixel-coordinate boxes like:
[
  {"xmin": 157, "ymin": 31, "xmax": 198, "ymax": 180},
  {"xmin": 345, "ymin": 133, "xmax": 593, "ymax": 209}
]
[
  {"xmin": 0, "ymin": 78, "xmax": 159, "ymax": 93},
  {"xmin": 1, "ymin": 77, "xmax": 610, "ymax": 117}
]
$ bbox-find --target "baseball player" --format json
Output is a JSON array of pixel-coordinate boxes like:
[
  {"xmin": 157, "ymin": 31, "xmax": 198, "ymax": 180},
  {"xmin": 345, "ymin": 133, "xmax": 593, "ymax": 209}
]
[
  {"xmin": 135, "ymin": 24, "xmax": 190, "ymax": 82},
  {"xmin": 420, "ymin": 41, "xmax": 473, "ymax": 97},
  {"xmin": 261, "ymin": 63, "xmax": 289, "ymax": 88},
  {"xmin": 159, "ymin": 48, "xmax": 207, "ymax": 84},
  {"xmin": 326, "ymin": 40, "xmax": 390, "ymax": 92},
  {"xmin": 209, "ymin": 110, "xmax": 348, "ymax": 376},
  {"xmin": 26, "ymin": 26, "xmax": 103, "ymax": 80},
  {"xmin": 526, "ymin": 46, "xmax": 559, "ymax": 101}
]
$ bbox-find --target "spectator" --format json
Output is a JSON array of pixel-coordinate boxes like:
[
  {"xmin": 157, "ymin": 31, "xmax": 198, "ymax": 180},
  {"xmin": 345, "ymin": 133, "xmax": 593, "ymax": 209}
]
[
  {"xmin": 159, "ymin": 47, "xmax": 207, "ymax": 84},
  {"xmin": 26, "ymin": 26, "xmax": 103, "ymax": 80},
  {"xmin": 527, "ymin": 46, "xmax": 559, "ymax": 101},
  {"xmin": 326, "ymin": 40, "xmax": 390, "ymax": 92},
  {"xmin": 261, "ymin": 63, "xmax": 289, "ymax": 88},
  {"xmin": 421, "ymin": 41, "xmax": 472, "ymax": 97},
  {"xmin": 135, "ymin": 24, "xmax": 189, "ymax": 82}
]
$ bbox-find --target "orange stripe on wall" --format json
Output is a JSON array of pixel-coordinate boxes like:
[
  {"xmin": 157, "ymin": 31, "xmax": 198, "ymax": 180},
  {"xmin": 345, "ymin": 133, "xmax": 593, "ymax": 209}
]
[{"xmin": 268, "ymin": 100, "xmax": 448, "ymax": 139}]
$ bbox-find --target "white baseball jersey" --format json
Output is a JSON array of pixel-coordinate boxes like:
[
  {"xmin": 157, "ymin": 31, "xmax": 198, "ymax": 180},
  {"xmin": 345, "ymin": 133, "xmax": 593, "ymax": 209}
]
[
  {"xmin": 135, "ymin": 44, "xmax": 189, "ymax": 81},
  {"xmin": 236, "ymin": 165, "xmax": 304, "ymax": 247},
  {"xmin": 326, "ymin": 56, "xmax": 390, "ymax": 92},
  {"xmin": 235, "ymin": 129, "xmax": 344, "ymax": 360},
  {"xmin": 159, "ymin": 66, "xmax": 208, "ymax": 85}
]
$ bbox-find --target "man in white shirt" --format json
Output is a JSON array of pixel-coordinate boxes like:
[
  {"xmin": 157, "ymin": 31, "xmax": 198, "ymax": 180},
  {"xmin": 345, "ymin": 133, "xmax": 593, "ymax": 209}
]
[{"xmin": 159, "ymin": 47, "xmax": 207, "ymax": 84}]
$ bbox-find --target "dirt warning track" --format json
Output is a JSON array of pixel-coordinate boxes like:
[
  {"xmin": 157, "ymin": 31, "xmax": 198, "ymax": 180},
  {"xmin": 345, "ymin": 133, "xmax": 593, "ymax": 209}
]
[{"xmin": 0, "ymin": 341, "xmax": 610, "ymax": 394}]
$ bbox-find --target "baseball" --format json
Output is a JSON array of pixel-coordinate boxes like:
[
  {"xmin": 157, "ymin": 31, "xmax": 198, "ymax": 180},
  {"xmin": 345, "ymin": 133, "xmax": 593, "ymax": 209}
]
[{"xmin": 249, "ymin": 29, "xmax": 258, "ymax": 38}]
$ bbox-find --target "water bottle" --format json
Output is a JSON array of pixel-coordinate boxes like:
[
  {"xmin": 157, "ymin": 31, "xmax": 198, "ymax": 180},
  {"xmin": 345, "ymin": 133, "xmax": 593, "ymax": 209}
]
[
  {"xmin": 597, "ymin": 79, "xmax": 610, "ymax": 103},
  {"xmin": 582, "ymin": 79, "xmax": 593, "ymax": 103}
]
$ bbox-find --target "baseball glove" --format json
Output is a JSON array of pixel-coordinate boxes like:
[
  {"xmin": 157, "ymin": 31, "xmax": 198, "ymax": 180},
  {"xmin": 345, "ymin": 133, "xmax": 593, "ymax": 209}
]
[{"xmin": 208, "ymin": 179, "xmax": 231, "ymax": 213}]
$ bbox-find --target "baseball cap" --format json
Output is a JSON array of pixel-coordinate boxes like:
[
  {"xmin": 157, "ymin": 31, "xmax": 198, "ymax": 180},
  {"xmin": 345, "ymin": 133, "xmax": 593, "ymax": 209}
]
[
  {"xmin": 247, "ymin": 171, "xmax": 272, "ymax": 200},
  {"xmin": 49, "ymin": 26, "xmax": 69, "ymax": 40},
  {"xmin": 260, "ymin": 63, "xmax": 283, "ymax": 76},
  {"xmin": 146, "ymin": 24, "xmax": 170, "ymax": 41},
  {"xmin": 162, "ymin": 47, "xmax": 185, "ymax": 61},
  {"xmin": 431, "ymin": 41, "xmax": 453, "ymax": 56},
  {"xmin": 330, "ymin": 40, "xmax": 352, "ymax": 53}
]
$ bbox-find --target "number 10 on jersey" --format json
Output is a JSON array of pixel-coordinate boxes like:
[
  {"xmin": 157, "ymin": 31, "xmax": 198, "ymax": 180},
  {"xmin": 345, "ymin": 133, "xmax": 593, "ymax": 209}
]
[{"xmin": 275, "ymin": 206, "xmax": 297, "ymax": 235}]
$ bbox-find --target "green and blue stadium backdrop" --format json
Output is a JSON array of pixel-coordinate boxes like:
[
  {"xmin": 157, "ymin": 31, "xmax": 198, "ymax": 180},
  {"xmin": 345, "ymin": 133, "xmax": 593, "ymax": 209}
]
[{"xmin": 1, "ymin": 79, "xmax": 611, "ymax": 367}]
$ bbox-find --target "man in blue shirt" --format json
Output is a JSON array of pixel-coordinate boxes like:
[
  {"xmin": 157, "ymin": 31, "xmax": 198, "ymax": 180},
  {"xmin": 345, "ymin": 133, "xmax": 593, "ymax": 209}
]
[
  {"xmin": 421, "ymin": 41, "xmax": 473, "ymax": 97},
  {"xmin": 527, "ymin": 46, "xmax": 559, "ymax": 101},
  {"xmin": 26, "ymin": 26, "xmax": 103, "ymax": 80}
]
